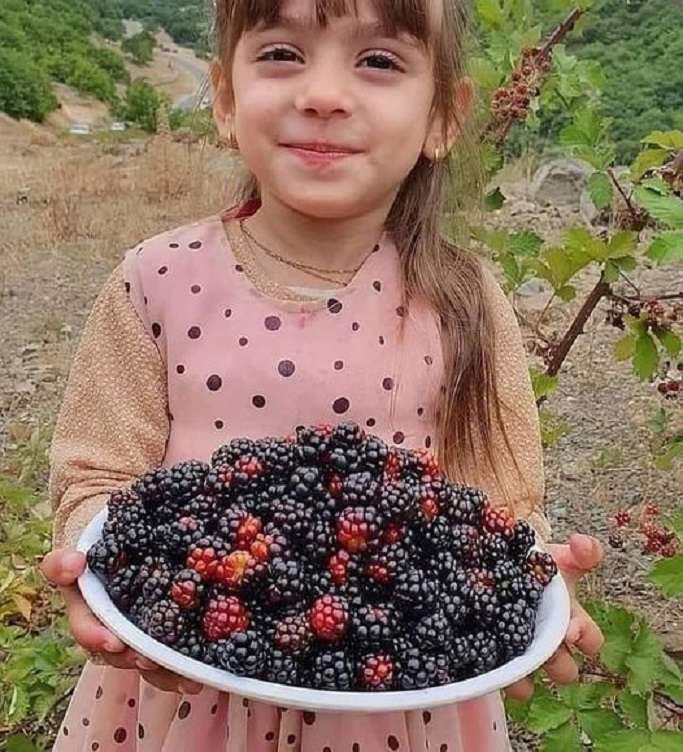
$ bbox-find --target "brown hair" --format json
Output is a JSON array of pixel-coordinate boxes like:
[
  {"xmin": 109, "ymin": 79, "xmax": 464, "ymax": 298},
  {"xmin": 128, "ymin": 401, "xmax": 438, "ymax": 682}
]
[{"xmin": 212, "ymin": 0, "xmax": 523, "ymax": 509}]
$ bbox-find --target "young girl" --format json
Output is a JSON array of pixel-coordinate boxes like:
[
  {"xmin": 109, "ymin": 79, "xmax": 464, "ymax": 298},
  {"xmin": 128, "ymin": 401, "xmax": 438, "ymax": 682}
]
[{"xmin": 41, "ymin": 1, "xmax": 605, "ymax": 750}]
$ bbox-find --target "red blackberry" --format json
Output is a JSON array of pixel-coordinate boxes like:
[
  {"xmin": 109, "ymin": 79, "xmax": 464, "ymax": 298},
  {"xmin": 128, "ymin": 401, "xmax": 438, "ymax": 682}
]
[
  {"xmin": 336, "ymin": 506, "xmax": 382, "ymax": 553},
  {"xmin": 138, "ymin": 555, "xmax": 174, "ymax": 603},
  {"xmin": 217, "ymin": 506, "xmax": 263, "ymax": 548},
  {"xmin": 393, "ymin": 566, "xmax": 438, "ymax": 614},
  {"xmin": 413, "ymin": 449, "xmax": 441, "ymax": 480},
  {"xmin": 309, "ymin": 647, "xmax": 353, "ymax": 690},
  {"xmin": 482, "ymin": 504, "xmax": 515, "ymax": 540},
  {"xmin": 216, "ymin": 550, "xmax": 263, "ymax": 591},
  {"xmin": 264, "ymin": 648, "xmax": 301, "ymax": 686},
  {"xmin": 496, "ymin": 599, "xmax": 535, "ymax": 660},
  {"xmin": 264, "ymin": 557, "xmax": 308, "ymax": 605},
  {"xmin": 381, "ymin": 521, "xmax": 410, "ymax": 545},
  {"xmin": 87, "ymin": 533, "xmax": 128, "ymax": 577},
  {"xmin": 614, "ymin": 510, "xmax": 631, "ymax": 527},
  {"xmin": 212, "ymin": 629, "xmax": 265, "ymax": 677},
  {"xmin": 360, "ymin": 436, "xmax": 389, "ymax": 477},
  {"xmin": 443, "ymin": 484, "xmax": 487, "ymax": 527},
  {"xmin": 526, "ymin": 551, "xmax": 558, "ymax": 586},
  {"xmin": 108, "ymin": 565, "xmax": 140, "ymax": 611},
  {"xmin": 170, "ymin": 568, "xmax": 205, "ymax": 609},
  {"xmin": 309, "ymin": 594, "xmax": 350, "ymax": 641},
  {"xmin": 414, "ymin": 608, "xmax": 453, "ymax": 650},
  {"xmin": 248, "ymin": 523, "xmax": 288, "ymax": 563},
  {"xmin": 342, "ymin": 472, "xmax": 380, "ymax": 506},
  {"xmin": 186, "ymin": 536, "xmax": 229, "ymax": 581},
  {"xmin": 232, "ymin": 454, "xmax": 266, "ymax": 487},
  {"xmin": 327, "ymin": 549, "xmax": 359, "ymax": 586},
  {"xmin": 202, "ymin": 594, "xmax": 250, "ymax": 641},
  {"xmin": 364, "ymin": 542, "xmax": 411, "ymax": 586},
  {"xmin": 274, "ymin": 613, "xmax": 312, "ymax": 652},
  {"xmin": 357, "ymin": 653, "xmax": 394, "ymax": 691},
  {"xmin": 383, "ymin": 449, "xmax": 405, "ymax": 480},
  {"xmin": 351, "ymin": 604, "xmax": 396, "ymax": 647},
  {"xmin": 509, "ymin": 520, "xmax": 535, "ymax": 562},
  {"xmin": 415, "ymin": 485, "xmax": 441, "ymax": 523},
  {"xmin": 139, "ymin": 598, "xmax": 192, "ymax": 646}
]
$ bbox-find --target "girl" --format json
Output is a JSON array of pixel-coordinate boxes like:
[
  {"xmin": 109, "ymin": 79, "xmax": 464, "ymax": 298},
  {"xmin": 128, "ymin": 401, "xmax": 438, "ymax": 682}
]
[{"xmin": 41, "ymin": 1, "xmax": 604, "ymax": 750}]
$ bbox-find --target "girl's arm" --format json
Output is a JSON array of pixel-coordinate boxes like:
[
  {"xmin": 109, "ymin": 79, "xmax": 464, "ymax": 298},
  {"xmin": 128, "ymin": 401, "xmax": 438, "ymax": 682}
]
[
  {"xmin": 474, "ymin": 262, "xmax": 552, "ymax": 542},
  {"xmin": 49, "ymin": 262, "xmax": 168, "ymax": 549}
]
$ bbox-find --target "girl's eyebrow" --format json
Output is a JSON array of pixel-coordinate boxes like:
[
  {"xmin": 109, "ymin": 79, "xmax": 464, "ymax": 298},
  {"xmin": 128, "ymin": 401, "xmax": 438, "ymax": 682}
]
[{"xmin": 253, "ymin": 14, "xmax": 421, "ymax": 47}]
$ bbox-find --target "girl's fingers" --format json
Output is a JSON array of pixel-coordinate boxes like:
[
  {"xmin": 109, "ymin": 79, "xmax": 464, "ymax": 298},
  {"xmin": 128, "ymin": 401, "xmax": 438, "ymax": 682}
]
[
  {"xmin": 60, "ymin": 583, "xmax": 127, "ymax": 654},
  {"xmin": 542, "ymin": 645, "xmax": 579, "ymax": 685},
  {"xmin": 503, "ymin": 677, "xmax": 535, "ymax": 702},
  {"xmin": 140, "ymin": 669, "xmax": 203, "ymax": 695},
  {"xmin": 40, "ymin": 549, "xmax": 87, "ymax": 586},
  {"xmin": 565, "ymin": 609, "xmax": 605, "ymax": 657},
  {"xmin": 100, "ymin": 649, "xmax": 142, "ymax": 670}
]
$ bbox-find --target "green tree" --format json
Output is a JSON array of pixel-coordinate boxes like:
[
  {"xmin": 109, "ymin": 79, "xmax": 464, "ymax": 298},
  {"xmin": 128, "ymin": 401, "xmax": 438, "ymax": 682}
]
[
  {"xmin": 0, "ymin": 47, "xmax": 57, "ymax": 121},
  {"xmin": 122, "ymin": 78, "xmax": 163, "ymax": 132},
  {"xmin": 121, "ymin": 30, "xmax": 156, "ymax": 65}
]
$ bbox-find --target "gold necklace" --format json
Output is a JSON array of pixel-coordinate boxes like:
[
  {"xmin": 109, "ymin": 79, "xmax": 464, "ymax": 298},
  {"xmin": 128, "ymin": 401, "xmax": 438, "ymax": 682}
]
[{"xmin": 239, "ymin": 220, "xmax": 377, "ymax": 286}]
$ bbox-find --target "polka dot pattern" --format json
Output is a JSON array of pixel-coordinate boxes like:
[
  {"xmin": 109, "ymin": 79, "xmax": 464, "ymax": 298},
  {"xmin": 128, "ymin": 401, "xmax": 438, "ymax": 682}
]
[
  {"xmin": 114, "ymin": 727, "xmax": 127, "ymax": 743},
  {"xmin": 206, "ymin": 374, "xmax": 222, "ymax": 391},
  {"xmin": 265, "ymin": 315, "xmax": 282, "ymax": 331},
  {"xmin": 333, "ymin": 397, "xmax": 350, "ymax": 414},
  {"xmin": 178, "ymin": 701, "xmax": 191, "ymax": 719},
  {"xmin": 388, "ymin": 736, "xmax": 400, "ymax": 750},
  {"xmin": 278, "ymin": 360, "xmax": 296, "ymax": 377}
]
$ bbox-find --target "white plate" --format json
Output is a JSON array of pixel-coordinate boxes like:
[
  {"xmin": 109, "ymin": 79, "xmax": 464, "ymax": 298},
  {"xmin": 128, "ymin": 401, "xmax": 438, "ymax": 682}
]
[{"xmin": 78, "ymin": 508, "xmax": 570, "ymax": 712}]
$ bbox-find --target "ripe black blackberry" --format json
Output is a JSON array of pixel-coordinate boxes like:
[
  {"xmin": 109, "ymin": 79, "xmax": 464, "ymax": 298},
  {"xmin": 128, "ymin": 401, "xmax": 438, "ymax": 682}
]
[
  {"xmin": 212, "ymin": 630, "xmax": 266, "ymax": 677},
  {"xmin": 203, "ymin": 464, "xmax": 235, "ymax": 503},
  {"xmin": 308, "ymin": 647, "xmax": 353, "ymax": 690},
  {"xmin": 211, "ymin": 438, "xmax": 258, "ymax": 468},
  {"xmin": 132, "ymin": 467, "xmax": 172, "ymax": 511},
  {"xmin": 360, "ymin": 436, "xmax": 389, "ymax": 477},
  {"xmin": 263, "ymin": 557, "xmax": 308, "ymax": 605},
  {"xmin": 263, "ymin": 648, "xmax": 301, "ymax": 686},
  {"xmin": 509, "ymin": 520, "xmax": 535, "ymax": 562},
  {"xmin": 274, "ymin": 613, "xmax": 312, "ymax": 653},
  {"xmin": 467, "ymin": 570, "xmax": 501, "ymax": 627},
  {"xmin": 326, "ymin": 445, "xmax": 362, "ymax": 476},
  {"xmin": 156, "ymin": 515, "xmax": 207, "ymax": 560},
  {"xmin": 452, "ymin": 631, "xmax": 500, "ymax": 677},
  {"xmin": 175, "ymin": 628, "xmax": 207, "ymax": 662},
  {"xmin": 183, "ymin": 493, "xmax": 219, "ymax": 528},
  {"xmin": 418, "ymin": 515, "xmax": 453, "ymax": 552},
  {"xmin": 497, "ymin": 599, "xmax": 535, "ymax": 660},
  {"xmin": 166, "ymin": 461, "xmax": 210, "ymax": 507},
  {"xmin": 302, "ymin": 518, "xmax": 336, "ymax": 561},
  {"xmin": 257, "ymin": 437, "xmax": 297, "ymax": 478},
  {"xmin": 480, "ymin": 532, "xmax": 510, "ymax": 567},
  {"xmin": 108, "ymin": 565, "xmax": 140, "ymax": 611},
  {"xmin": 443, "ymin": 484, "xmax": 487, "ymax": 527},
  {"xmin": 492, "ymin": 560, "xmax": 520, "ymax": 602},
  {"xmin": 295, "ymin": 424, "xmax": 333, "ymax": 464},
  {"xmin": 107, "ymin": 487, "xmax": 140, "ymax": 516},
  {"xmin": 393, "ymin": 567, "xmax": 438, "ymax": 614},
  {"xmin": 414, "ymin": 608, "xmax": 453, "ymax": 650},
  {"xmin": 395, "ymin": 646, "xmax": 442, "ymax": 690},
  {"xmin": 441, "ymin": 586, "xmax": 469, "ymax": 629},
  {"xmin": 308, "ymin": 567, "xmax": 334, "ymax": 599},
  {"xmin": 332, "ymin": 422, "xmax": 366, "ymax": 448},
  {"xmin": 270, "ymin": 494, "xmax": 313, "ymax": 541},
  {"xmin": 290, "ymin": 466, "xmax": 326, "ymax": 501},
  {"xmin": 106, "ymin": 497, "xmax": 150, "ymax": 556},
  {"xmin": 509, "ymin": 571, "xmax": 544, "ymax": 606},
  {"xmin": 138, "ymin": 555, "xmax": 174, "ymax": 603},
  {"xmin": 350, "ymin": 604, "xmax": 397, "ymax": 648},
  {"xmin": 342, "ymin": 472, "xmax": 380, "ymax": 506},
  {"xmin": 139, "ymin": 598, "xmax": 192, "ymax": 646},
  {"xmin": 449, "ymin": 524, "xmax": 481, "ymax": 567},
  {"xmin": 364, "ymin": 542, "xmax": 411, "ymax": 587},
  {"xmin": 87, "ymin": 533, "xmax": 127, "ymax": 577}
]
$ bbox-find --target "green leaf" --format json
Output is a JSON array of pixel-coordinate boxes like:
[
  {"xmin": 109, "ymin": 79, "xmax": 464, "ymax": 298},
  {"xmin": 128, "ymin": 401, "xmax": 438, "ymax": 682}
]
[
  {"xmin": 654, "ymin": 436, "xmax": 683, "ymax": 471},
  {"xmin": 614, "ymin": 256, "xmax": 638, "ymax": 273},
  {"xmin": 470, "ymin": 56, "xmax": 503, "ymax": 90},
  {"xmin": 476, "ymin": 0, "xmax": 503, "ymax": 27},
  {"xmin": 648, "ymin": 555, "xmax": 683, "ymax": 597},
  {"xmin": 668, "ymin": 507, "xmax": 683, "ymax": 536},
  {"xmin": 588, "ymin": 603, "xmax": 634, "ymax": 674},
  {"xmin": 644, "ymin": 731, "xmax": 683, "ymax": 752},
  {"xmin": 484, "ymin": 187, "xmax": 506, "ymax": 211},
  {"xmin": 578, "ymin": 708, "xmax": 623, "ymax": 741},
  {"xmin": 645, "ymin": 232, "xmax": 683, "ymax": 265},
  {"xmin": 510, "ymin": 230, "xmax": 543, "ymax": 257},
  {"xmin": 635, "ymin": 187, "xmax": 683, "ymax": 229},
  {"xmin": 531, "ymin": 368, "xmax": 559, "ymax": 400},
  {"xmin": 556, "ymin": 284, "xmax": 576, "ymax": 302},
  {"xmin": 618, "ymin": 689, "xmax": 650, "ymax": 730},
  {"xmin": 641, "ymin": 130, "xmax": 683, "ymax": 150},
  {"xmin": 631, "ymin": 149, "xmax": 669, "ymax": 181},
  {"xmin": 558, "ymin": 682, "xmax": 613, "ymax": 710},
  {"xmin": 6, "ymin": 735, "xmax": 39, "ymax": 752},
  {"xmin": 594, "ymin": 730, "xmax": 651, "ymax": 752},
  {"xmin": 505, "ymin": 697, "xmax": 530, "ymax": 725},
  {"xmin": 652, "ymin": 326, "xmax": 682, "ymax": 358},
  {"xmin": 589, "ymin": 172, "xmax": 613, "ymax": 210},
  {"xmin": 543, "ymin": 720, "xmax": 582, "ymax": 752},
  {"xmin": 527, "ymin": 695, "xmax": 573, "ymax": 734},
  {"xmin": 633, "ymin": 332, "xmax": 659, "ymax": 381},
  {"xmin": 614, "ymin": 335, "xmax": 636, "ymax": 361},
  {"xmin": 608, "ymin": 231, "xmax": 638, "ymax": 257},
  {"xmin": 625, "ymin": 623, "xmax": 664, "ymax": 695}
]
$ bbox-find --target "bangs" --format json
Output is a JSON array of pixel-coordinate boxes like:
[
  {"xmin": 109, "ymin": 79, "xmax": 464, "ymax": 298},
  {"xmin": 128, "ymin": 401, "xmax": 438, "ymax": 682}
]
[{"xmin": 224, "ymin": 0, "xmax": 435, "ymax": 47}]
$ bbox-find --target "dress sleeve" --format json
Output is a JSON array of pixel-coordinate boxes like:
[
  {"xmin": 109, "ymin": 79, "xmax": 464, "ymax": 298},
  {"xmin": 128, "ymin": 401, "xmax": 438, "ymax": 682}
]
[
  {"xmin": 48, "ymin": 263, "xmax": 169, "ymax": 550},
  {"xmin": 472, "ymin": 262, "xmax": 553, "ymax": 543}
]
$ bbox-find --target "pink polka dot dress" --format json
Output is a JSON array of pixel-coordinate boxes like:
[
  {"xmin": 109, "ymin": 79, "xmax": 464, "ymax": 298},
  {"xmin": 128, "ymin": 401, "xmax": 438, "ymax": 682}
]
[{"xmin": 52, "ymin": 202, "xmax": 513, "ymax": 751}]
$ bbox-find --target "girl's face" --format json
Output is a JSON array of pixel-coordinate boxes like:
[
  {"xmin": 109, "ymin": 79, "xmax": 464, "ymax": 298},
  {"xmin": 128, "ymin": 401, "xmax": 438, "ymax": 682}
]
[{"xmin": 220, "ymin": 0, "xmax": 441, "ymax": 220}]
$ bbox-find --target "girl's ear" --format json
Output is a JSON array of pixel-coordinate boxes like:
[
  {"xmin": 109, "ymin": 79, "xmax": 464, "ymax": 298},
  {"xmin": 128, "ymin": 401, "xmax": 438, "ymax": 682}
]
[
  {"xmin": 210, "ymin": 60, "xmax": 235, "ymax": 141},
  {"xmin": 423, "ymin": 76, "xmax": 475, "ymax": 161}
]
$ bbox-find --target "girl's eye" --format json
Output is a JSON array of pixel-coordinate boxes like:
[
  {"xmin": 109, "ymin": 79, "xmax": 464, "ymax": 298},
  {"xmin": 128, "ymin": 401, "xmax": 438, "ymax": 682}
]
[
  {"xmin": 358, "ymin": 52, "xmax": 402, "ymax": 71},
  {"xmin": 257, "ymin": 46, "xmax": 302, "ymax": 63}
]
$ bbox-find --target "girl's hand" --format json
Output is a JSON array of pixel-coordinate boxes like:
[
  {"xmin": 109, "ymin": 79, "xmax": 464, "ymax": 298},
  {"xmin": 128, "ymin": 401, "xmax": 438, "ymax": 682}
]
[
  {"xmin": 40, "ymin": 549, "xmax": 202, "ymax": 695},
  {"xmin": 504, "ymin": 533, "xmax": 605, "ymax": 702}
]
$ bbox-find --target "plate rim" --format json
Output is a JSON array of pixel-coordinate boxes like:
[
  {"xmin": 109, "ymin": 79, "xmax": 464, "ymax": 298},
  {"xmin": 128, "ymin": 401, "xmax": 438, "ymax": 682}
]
[{"xmin": 78, "ymin": 508, "xmax": 570, "ymax": 712}]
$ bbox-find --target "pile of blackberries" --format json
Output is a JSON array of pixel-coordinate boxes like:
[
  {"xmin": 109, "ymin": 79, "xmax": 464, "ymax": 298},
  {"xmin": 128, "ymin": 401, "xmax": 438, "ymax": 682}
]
[{"xmin": 86, "ymin": 422, "xmax": 557, "ymax": 692}]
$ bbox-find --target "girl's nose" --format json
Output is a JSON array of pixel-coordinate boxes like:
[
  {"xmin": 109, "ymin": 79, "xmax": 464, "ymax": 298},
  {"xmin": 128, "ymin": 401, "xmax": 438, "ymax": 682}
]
[{"xmin": 294, "ymin": 64, "xmax": 353, "ymax": 119}]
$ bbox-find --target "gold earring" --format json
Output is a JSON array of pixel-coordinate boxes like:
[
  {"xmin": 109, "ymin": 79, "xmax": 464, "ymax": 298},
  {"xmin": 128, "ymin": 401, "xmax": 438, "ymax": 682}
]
[
  {"xmin": 433, "ymin": 144, "xmax": 446, "ymax": 161},
  {"xmin": 224, "ymin": 121, "xmax": 239, "ymax": 150}
]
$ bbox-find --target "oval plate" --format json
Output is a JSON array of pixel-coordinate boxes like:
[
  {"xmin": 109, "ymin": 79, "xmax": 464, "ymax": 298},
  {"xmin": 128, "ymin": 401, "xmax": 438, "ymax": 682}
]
[{"xmin": 78, "ymin": 508, "xmax": 570, "ymax": 712}]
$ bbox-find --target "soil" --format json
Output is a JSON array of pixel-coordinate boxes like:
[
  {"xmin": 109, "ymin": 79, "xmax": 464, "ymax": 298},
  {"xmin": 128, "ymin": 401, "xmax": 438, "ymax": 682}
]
[{"xmin": 0, "ymin": 142, "xmax": 681, "ymax": 750}]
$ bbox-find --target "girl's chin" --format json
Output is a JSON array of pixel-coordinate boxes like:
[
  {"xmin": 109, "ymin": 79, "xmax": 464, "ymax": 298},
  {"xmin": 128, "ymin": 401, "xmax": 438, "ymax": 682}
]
[{"xmin": 272, "ymin": 187, "xmax": 372, "ymax": 220}]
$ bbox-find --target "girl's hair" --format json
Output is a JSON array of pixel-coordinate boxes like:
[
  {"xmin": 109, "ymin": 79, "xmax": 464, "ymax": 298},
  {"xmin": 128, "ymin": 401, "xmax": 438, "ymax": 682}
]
[{"xmin": 213, "ymin": 0, "xmax": 525, "ymax": 509}]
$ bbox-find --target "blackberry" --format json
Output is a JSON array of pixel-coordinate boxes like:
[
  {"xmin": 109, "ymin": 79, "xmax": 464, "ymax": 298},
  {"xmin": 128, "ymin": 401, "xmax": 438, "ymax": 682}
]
[
  {"xmin": 351, "ymin": 604, "xmax": 396, "ymax": 648},
  {"xmin": 332, "ymin": 422, "xmax": 366, "ymax": 448},
  {"xmin": 309, "ymin": 594, "xmax": 350, "ymax": 642},
  {"xmin": 480, "ymin": 532, "xmax": 510, "ymax": 566},
  {"xmin": 132, "ymin": 467, "xmax": 172, "ymax": 511},
  {"xmin": 302, "ymin": 517, "xmax": 336, "ymax": 561},
  {"xmin": 453, "ymin": 631, "xmax": 500, "ymax": 677},
  {"xmin": 326, "ymin": 549, "xmax": 359, "ymax": 586},
  {"xmin": 414, "ymin": 608, "xmax": 453, "ymax": 650},
  {"xmin": 216, "ymin": 506, "xmax": 263, "ymax": 548},
  {"xmin": 138, "ymin": 555, "xmax": 174, "ymax": 603},
  {"xmin": 249, "ymin": 524, "xmax": 289, "ymax": 564},
  {"xmin": 336, "ymin": 506, "xmax": 382, "ymax": 553},
  {"xmin": 441, "ymin": 586, "xmax": 469, "ymax": 629},
  {"xmin": 139, "ymin": 598, "xmax": 191, "ymax": 646},
  {"xmin": 378, "ymin": 479, "xmax": 419, "ymax": 520},
  {"xmin": 263, "ymin": 648, "xmax": 301, "ymax": 686},
  {"xmin": 202, "ymin": 594, "xmax": 250, "ymax": 641},
  {"xmin": 186, "ymin": 536, "xmax": 229, "ymax": 581},
  {"xmin": 258, "ymin": 437, "xmax": 297, "ymax": 477},
  {"xmin": 364, "ymin": 543, "xmax": 411, "ymax": 587},
  {"xmin": 309, "ymin": 648, "xmax": 353, "ymax": 690},
  {"xmin": 203, "ymin": 465, "xmax": 235, "ymax": 503},
  {"xmin": 212, "ymin": 438, "xmax": 258, "ymax": 468},
  {"xmin": 342, "ymin": 472, "xmax": 380, "ymax": 506},
  {"xmin": 289, "ymin": 466, "xmax": 326, "ymax": 501},
  {"xmin": 167, "ymin": 460, "xmax": 210, "ymax": 506},
  {"xmin": 308, "ymin": 567, "xmax": 334, "ymax": 599},
  {"xmin": 107, "ymin": 487, "xmax": 140, "ymax": 516},
  {"xmin": 509, "ymin": 520, "xmax": 535, "ymax": 562},
  {"xmin": 170, "ymin": 569, "xmax": 205, "ymax": 609},
  {"xmin": 107, "ymin": 498, "xmax": 151, "ymax": 558},
  {"xmin": 156, "ymin": 515, "xmax": 206, "ymax": 559},
  {"xmin": 482, "ymin": 504, "xmax": 515, "ymax": 540},
  {"xmin": 264, "ymin": 557, "xmax": 308, "ymax": 605},
  {"xmin": 108, "ymin": 565, "xmax": 140, "ymax": 611},
  {"xmin": 295, "ymin": 424, "xmax": 333, "ymax": 464},
  {"xmin": 509, "ymin": 571, "xmax": 544, "ymax": 606},
  {"xmin": 175, "ymin": 629, "xmax": 207, "ymax": 661},
  {"xmin": 415, "ymin": 485, "xmax": 441, "ymax": 524},
  {"xmin": 395, "ymin": 647, "xmax": 442, "ymax": 690},
  {"xmin": 497, "ymin": 600, "xmax": 535, "ymax": 660},
  {"xmin": 449, "ymin": 524, "xmax": 481, "ymax": 566},
  {"xmin": 231, "ymin": 454, "xmax": 267, "ymax": 492},
  {"xmin": 270, "ymin": 495, "xmax": 311, "ymax": 541},
  {"xmin": 326, "ymin": 445, "xmax": 362, "ymax": 476},
  {"xmin": 360, "ymin": 436, "xmax": 389, "ymax": 477},
  {"xmin": 212, "ymin": 630, "xmax": 265, "ymax": 677},
  {"xmin": 467, "ymin": 569, "xmax": 501, "ymax": 627},
  {"xmin": 418, "ymin": 515, "xmax": 452, "ymax": 552},
  {"xmin": 216, "ymin": 549, "xmax": 264, "ymax": 592},
  {"xmin": 393, "ymin": 567, "xmax": 438, "ymax": 614},
  {"xmin": 444, "ymin": 484, "xmax": 487, "ymax": 527},
  {"xmin": 87, "ymin": 533, "xmax": 127, "ymax": 577},
  {"xmin": 274, "ymin": 613, "xmax": 312, "ymax": 652},
  {"xmin": 183, "ymin": 493, "xmax": 219, "ymax": 528},
  {"xmin": 492, "ymin": 560, "xmax": 520, "ymax": 602},
  {"xmin": 526, "ymin": 551, "xmax": 558, "ymax": 586},
  {"xmin": 356, "ymin": 653, "xmax": 394, "ymax": 691}
]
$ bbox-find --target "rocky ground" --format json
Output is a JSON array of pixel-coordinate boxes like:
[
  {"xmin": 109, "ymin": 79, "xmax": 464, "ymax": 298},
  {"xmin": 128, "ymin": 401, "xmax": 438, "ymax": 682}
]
[{"xmin": 0, "ymin": 140, "xmax": 681, "ymax": 749}]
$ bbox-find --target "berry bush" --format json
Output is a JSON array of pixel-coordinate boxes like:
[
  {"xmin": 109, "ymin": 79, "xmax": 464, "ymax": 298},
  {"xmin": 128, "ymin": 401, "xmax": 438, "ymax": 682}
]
[{"xmin": 86, "ymin": 424, "xmax": 556, "ymax": 692}]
